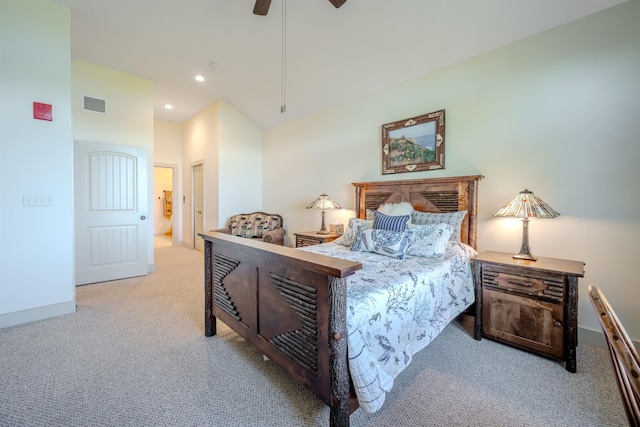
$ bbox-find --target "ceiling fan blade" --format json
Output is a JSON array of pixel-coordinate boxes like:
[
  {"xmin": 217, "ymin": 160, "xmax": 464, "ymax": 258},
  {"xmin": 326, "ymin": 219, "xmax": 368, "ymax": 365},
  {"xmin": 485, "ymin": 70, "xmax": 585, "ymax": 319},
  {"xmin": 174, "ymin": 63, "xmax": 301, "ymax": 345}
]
[
  {"xmin": 328, "ymin": 0, "xmax": 346, "ymax": 8},
  {"xmin": 253, "ymin": 0, "xmax": 271, "ymax": 16}
]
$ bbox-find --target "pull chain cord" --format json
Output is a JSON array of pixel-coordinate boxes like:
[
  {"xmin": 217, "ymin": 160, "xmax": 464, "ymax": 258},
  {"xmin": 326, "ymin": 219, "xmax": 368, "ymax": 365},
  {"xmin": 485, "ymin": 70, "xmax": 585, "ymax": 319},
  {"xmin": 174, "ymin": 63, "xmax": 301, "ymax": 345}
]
[{"xmin": 280, "ymin": 0, "xmax": 287, "ymax": 113}]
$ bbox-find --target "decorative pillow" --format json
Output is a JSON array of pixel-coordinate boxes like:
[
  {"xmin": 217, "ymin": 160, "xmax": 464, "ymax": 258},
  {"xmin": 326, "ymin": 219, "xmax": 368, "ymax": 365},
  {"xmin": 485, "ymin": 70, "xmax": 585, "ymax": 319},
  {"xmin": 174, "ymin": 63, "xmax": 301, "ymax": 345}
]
[
  {"xmin": 377, "ymin": 202, "xmax": 414, "ymax": 216},
  {"xmin": 350, "ymin": 229, "xmax": 413, "ymax": 259},
  {"xmin": 332, "ymin": 218, "xmax": 373, "ymax": 247},
  {"xmin": 448, "ymin": 240, "xmax": 479, "ymax": 259},
  {"xmin": 410, "ymin": 210, "xmax": 467, "ymax": 241},
  {"xmin": 406, "ymin": 223, "xmax": 452, "ymax": 258},
  {"xmin": 373, "ymin": 211, "xmax": 410, "ymax": 232}
]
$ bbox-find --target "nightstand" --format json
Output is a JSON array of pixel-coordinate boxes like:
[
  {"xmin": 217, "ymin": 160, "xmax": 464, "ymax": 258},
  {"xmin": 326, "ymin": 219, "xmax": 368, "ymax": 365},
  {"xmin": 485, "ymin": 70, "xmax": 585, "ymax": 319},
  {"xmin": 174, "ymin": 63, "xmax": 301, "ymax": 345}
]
[
  {"xmin": 471, "ymin": 251, "xmax": 584, "ymax": 372},
  {"xmin": 294, "ymin": 231, "xmax": 340, "ymax": 247}
]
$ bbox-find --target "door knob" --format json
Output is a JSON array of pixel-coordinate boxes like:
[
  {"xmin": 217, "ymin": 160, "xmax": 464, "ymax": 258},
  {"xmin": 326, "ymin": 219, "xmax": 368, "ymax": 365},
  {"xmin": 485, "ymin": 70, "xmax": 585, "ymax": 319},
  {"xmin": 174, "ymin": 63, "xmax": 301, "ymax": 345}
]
[{"xmin": 140, "ymin": 215, "xmax": 147, "ymax": 220}]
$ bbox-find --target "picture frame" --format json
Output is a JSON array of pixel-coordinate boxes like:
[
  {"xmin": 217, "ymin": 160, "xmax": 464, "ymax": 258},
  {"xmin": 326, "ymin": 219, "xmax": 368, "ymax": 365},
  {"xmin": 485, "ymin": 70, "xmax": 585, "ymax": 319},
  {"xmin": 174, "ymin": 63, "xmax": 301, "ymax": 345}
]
[{"xmin": 381, "ymin": 109, "xmax": 445, "ymax": 175}]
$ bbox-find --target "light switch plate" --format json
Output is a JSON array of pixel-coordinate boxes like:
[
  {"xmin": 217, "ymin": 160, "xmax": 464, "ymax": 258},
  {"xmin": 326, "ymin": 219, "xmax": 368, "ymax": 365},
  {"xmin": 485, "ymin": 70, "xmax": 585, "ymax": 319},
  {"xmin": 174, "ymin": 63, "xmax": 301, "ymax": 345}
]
[{"xmin": 23, "ymin": 194, "xmax": 54, "ymax": 207}]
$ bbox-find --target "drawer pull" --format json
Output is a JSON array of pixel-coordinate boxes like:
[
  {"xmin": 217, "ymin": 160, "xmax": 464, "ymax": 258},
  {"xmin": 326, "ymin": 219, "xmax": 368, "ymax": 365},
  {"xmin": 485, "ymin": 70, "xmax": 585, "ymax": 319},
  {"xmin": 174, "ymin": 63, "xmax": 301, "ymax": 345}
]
[
  {"xmin": 554, "ymin": 320, "xmax": 562, "ymax": 327},
  {"xmin": 506, "ymin": 278, "xmax": 533, "ymax": 287}
]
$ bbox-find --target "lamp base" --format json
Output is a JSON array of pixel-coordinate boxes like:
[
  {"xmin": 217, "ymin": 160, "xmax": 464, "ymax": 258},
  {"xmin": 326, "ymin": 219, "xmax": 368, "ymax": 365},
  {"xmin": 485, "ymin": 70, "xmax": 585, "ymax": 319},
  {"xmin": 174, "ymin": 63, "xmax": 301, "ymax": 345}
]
[
  {"xmin": 513, "ymin": 217, "xmax": 538, "ymax": 261},
  {"xmin": 513, "ymin": 252, "xmax": 538, "ymax": 261},
  {"xmin": 317, "ymin": 210, "xmax": 330, "ymax": 235}
]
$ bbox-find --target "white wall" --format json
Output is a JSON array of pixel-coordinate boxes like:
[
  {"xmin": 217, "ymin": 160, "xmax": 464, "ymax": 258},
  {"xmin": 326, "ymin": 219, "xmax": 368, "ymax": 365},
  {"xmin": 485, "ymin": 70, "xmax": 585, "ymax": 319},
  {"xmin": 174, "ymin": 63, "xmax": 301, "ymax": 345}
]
[
  {"xmin": 0, "ymin": 0, "xmax": 75, "ymax": 326},
  {"xmin": 154, "ymin": 120, "xmax": 182, "ymax": 244},
  {"xmin": 181, "ymin": 100, "xmax": 261, "ymax": 248},
  {"xmin": 154, "ymin": 120, "xmax": 183, "ymax": 161},
  {"xmin": 182, "ymin": 103, "xmax": 219, "ymax": 248},
  {"xmin": 218, "ymin": 101, "xmax": 262, "ymax": 222},
  {"xmin": 71, "ymin": 59, "xmax": 155, "ymax": 268},
  {"xmin": 263, "ymin": 2, "xmax": 640, "ymax": 342}
]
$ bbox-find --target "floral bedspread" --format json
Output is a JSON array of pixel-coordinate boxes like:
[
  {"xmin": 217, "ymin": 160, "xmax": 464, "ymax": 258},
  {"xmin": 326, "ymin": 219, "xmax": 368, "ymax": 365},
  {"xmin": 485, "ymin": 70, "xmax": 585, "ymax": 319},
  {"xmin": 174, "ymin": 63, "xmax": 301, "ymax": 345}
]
[{"xmin": 298, "ymin": 241, "xmax": 477, "ymax": 413}]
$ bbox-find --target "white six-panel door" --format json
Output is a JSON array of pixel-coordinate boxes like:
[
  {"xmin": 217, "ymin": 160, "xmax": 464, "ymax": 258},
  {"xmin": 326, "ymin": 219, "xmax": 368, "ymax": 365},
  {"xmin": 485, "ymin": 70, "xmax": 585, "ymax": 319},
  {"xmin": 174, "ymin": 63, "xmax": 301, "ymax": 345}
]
[{"xmin": 75, "ymin": 140, "xmax": 149, "ymax": 285}]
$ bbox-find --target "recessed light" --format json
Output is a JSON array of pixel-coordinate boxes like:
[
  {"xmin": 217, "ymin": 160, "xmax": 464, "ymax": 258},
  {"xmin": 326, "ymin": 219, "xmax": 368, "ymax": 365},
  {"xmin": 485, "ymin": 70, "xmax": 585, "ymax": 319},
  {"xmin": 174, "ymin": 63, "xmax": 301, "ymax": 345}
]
[
  {"xmin": 195, "ymin": 75, "xmax": 205, "ymax": 82},
  {"xmin": 164, "ymin": 104, "xmax": 173, "ymax": 110}
]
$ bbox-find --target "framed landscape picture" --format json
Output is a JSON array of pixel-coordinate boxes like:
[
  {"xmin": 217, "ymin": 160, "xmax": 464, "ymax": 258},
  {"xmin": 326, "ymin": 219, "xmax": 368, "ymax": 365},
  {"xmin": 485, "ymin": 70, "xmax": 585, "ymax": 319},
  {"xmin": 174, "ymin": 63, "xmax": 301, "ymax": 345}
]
[{"xmin": 381, "ymin": 109, "xmax": 445, "ymax": 174}]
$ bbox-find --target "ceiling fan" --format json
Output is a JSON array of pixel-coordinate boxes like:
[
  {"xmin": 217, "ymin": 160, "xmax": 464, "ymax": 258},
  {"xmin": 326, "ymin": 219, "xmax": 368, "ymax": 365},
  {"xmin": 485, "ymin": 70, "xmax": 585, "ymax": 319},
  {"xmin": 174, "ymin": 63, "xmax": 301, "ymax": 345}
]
[{"xmin": 253, "ymin": 0, "xmax": 346, "ymax": 16}]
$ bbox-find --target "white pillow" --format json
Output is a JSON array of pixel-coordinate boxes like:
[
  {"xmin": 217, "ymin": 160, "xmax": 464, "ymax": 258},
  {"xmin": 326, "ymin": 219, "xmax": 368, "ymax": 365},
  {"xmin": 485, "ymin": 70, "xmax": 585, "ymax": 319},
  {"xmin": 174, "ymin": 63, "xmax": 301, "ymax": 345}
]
[
  {"xmin": 406, "ymin": 223, "xmax": 452, "ymax": 258},
  {"xmin": 377, "ymin": 202, "xmax": 414, "ymax": 216},
  {"xmin": 410, "ymin": 210, "xmax": 467, "ymax": 242},
  {"xmin": 332, "ymin": 218, "xmax": 373, "ymax": 247}
]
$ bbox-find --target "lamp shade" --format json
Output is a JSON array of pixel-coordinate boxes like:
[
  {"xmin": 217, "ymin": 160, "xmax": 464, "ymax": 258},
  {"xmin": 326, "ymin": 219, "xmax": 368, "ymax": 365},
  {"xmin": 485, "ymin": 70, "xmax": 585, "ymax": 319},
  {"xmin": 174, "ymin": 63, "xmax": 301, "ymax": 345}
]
[
  {"xmin": 493, "ymin": 189, "xmax": 560, "ymax": 219},
  {"xmin": 306, "ymin": 194, "xmax": 341, "ymax": 210},
  {"xmin": 494, "ymin": 189, "xmax": 559, "ymax": 261},
  {"xmin": 306, "ymin": 194, "xmax": 341, "ymax": 234}
]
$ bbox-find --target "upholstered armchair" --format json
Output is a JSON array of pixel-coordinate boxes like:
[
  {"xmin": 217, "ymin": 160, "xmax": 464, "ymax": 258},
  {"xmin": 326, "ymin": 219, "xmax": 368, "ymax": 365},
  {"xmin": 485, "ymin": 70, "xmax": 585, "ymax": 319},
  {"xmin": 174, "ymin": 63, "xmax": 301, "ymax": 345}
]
[{"xmin": 214, "ymin": 212, "xmax": 286, "ymax": 245}]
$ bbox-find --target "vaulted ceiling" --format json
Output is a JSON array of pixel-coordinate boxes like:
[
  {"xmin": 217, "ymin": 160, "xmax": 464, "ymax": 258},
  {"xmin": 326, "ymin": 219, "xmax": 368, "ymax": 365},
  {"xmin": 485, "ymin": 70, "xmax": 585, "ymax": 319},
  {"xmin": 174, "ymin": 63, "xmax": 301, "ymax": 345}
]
[{"xmin": 54, "ymin": 0, "xmax": 625, "ymax": 130}]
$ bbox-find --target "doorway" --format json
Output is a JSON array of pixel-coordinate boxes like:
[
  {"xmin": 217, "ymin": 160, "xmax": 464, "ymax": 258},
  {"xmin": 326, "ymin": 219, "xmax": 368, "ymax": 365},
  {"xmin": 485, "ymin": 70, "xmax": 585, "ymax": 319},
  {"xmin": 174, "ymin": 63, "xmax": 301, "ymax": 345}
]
[{"xmin": 153, "ymin": 164, "xmax": 178, "ymax": 248}]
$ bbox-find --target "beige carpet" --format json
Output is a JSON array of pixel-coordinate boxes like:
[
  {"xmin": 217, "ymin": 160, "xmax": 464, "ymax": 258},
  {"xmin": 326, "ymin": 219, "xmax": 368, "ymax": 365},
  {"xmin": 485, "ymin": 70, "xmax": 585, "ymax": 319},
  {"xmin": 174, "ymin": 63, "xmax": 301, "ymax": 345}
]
[{"xmin": 0, "ymin": 244, "xmax": 627, "ymax": 426}]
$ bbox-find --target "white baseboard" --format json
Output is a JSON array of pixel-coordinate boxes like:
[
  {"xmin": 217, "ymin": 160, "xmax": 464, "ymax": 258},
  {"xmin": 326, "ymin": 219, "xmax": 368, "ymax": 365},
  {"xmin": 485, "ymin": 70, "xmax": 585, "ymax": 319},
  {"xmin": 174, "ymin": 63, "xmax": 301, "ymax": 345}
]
[{"xmin": 0, "ymin": 301, "xmax": 76, "ymax": 329}]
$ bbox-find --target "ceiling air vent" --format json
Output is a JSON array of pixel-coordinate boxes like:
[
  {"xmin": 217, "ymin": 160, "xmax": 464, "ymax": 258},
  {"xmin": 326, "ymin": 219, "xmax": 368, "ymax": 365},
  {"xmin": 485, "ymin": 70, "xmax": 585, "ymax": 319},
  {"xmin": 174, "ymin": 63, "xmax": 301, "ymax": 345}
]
[{"xmin": 82, "ymin": 96, "xmax": 107, "ymax": 114}]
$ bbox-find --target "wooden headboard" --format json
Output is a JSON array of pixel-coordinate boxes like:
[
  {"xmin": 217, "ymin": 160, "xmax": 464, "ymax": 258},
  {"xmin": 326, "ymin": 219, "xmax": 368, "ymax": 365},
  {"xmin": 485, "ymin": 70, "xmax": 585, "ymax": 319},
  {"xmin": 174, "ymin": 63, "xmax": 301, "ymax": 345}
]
[{"xmin": 352, "ymin": 175, "xmax": 483, "ymax": 249}]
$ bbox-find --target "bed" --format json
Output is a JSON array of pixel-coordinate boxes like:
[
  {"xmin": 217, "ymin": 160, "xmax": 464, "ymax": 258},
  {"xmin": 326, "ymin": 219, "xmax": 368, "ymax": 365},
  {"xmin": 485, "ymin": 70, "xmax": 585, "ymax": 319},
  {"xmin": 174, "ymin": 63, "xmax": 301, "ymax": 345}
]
[{"xmin": 200, "ymin": 175, "xmax": 483, "ymax": 427}]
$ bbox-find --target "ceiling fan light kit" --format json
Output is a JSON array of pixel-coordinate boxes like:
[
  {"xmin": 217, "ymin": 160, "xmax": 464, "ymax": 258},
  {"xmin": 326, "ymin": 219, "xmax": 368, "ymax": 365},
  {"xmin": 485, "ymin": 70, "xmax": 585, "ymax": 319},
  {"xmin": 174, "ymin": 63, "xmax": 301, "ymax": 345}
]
[{"xmin": 253, "ymin": 0, "xmax": 271, "ymax": 16}]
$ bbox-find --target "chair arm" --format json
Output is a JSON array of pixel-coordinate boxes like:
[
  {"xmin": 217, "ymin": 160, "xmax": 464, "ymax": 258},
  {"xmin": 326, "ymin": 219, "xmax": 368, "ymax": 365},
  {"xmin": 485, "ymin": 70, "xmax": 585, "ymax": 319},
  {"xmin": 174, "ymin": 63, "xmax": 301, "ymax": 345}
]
[{"xmin": 262, "ymin": 227, "xmax": 286, "ymax": 245}]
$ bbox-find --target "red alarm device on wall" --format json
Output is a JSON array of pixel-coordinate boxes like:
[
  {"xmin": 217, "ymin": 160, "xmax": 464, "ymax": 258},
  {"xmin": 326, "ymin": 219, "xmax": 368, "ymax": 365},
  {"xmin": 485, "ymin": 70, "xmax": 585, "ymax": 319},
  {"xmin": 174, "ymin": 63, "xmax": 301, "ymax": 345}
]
[{"xmin": 33, "ymin": 102, "xmax": 52, "ymax": 121}]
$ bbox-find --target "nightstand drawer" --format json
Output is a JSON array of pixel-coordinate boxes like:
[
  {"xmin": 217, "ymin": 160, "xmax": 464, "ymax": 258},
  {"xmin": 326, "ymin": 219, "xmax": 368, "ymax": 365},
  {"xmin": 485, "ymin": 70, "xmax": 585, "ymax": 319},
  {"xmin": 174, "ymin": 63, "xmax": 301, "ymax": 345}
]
[
  {"xmin": 296, "ymin": 236, "xmax": 322, "ymax": 247},
  {"xmin": 482, "ymin": 288, "xmax": 564, "ymax": 359},
  {"xmin": 294, "ymin": 232, "xmax": 339, "ymax": 248},
  {"xmin": 482, "ymin": 268, "xmax": 564, "ymax": 302}
]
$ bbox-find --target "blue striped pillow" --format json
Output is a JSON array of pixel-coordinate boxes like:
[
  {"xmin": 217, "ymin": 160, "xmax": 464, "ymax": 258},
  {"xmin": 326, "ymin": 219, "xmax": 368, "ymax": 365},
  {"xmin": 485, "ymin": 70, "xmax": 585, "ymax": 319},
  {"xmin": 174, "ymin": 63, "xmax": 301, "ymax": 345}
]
[{"xmin": 373, "ymin": 211, "xmax": 410, "ymax": 232}]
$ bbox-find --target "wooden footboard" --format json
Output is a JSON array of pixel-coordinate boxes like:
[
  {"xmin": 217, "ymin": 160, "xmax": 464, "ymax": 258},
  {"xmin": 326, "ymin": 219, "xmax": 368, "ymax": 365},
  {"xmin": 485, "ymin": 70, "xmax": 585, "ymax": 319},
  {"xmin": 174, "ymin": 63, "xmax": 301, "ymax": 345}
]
[{"xmin": 201, "ymin": 232, "xmax": 362, "ymax": 427}]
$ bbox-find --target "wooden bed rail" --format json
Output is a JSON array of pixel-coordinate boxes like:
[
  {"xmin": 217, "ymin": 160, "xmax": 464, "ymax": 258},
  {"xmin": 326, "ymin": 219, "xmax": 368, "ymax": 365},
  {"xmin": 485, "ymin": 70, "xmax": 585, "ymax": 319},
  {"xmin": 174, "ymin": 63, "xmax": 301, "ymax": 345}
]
[
  {"xmin": 588, "ymin": 285, "xmax": 640, "ymax": 426},
  {"xmin": 200, "ymin": 231, "xmax": 362, "ymax": 426}
]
